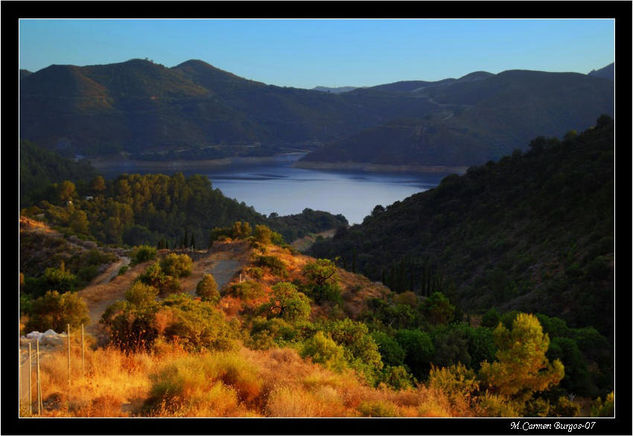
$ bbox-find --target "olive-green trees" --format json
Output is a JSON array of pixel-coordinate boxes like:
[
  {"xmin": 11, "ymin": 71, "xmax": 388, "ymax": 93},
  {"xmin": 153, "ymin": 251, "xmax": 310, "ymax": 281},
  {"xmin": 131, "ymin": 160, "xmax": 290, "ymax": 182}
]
[{"xmin": 479, "ymin": 313, "xmax": 564, "ymax": 402}]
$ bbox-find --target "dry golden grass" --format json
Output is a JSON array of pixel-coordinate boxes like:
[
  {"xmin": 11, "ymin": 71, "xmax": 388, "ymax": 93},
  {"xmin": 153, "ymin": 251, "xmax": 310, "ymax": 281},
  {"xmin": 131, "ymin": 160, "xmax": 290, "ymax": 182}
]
[{"xmin": 21, "ymin": 338, "xmax": 465, "ymax": 418}]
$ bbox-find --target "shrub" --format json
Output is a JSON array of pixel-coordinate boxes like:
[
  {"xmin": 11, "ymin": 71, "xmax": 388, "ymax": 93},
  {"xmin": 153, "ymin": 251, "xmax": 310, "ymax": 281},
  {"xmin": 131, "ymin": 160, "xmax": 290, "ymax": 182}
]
[
  {"xmin": 196, "ymin": 274, "xmax": 220, "ymax": 303},
  {"xmin": 300, "ymin": 331, "xmax": 347, "ymax": 372},
  {"xmin": 310, "ymin": 283, "xmax": 343, "ymax": 305},
  {"xmin": 591, "ymin": 392, "xmax": 614, "ymax": 417},
  {"xmin": 231, "ymin": 221, "xmax": 252, "ymax": 239},
  {"xmin": 26, "ymin": 290, "xmax": 90, "ymax": 332},
  {"xmin": 395, "ymin": 329, "xmax": 435, "ymax": 379},
  {"xmin": 43, "ymin": 263, "xmax": 78, "ymax": 293},
  {"xmin": 421, "ymin": 292, "xmax": 455, "ymax": 325},
  {"xmin": 130, "ymin": 245, "xmax": 157, "ymax": 265},
  {"xmin": 224, "ymin": 281, "xmax": 264, "ymax": 300},
  {"xmin": 481, "ymin": 308, "xmax": 501, "ymax": 328},
  {"xmin": 160, "ymin": 254, "xmax": 193, "ymax": 278},
  {"xmin": 381, "ymin": 365, "xmax": 414, "ymax": 390},
  {"xmin": 358, "ymin": 401, "xmax": 400, "ymax": 417},
  {"xmin": 125, "ymin": 282, "xmax": 159, "ymax": 307},
  {"xmin": 256, "ymin": 256, "xmax": 287, "ymax": 276},
  {"xmin": 117, "ymin": 265, "xmax": 129, "ymax": 276},
  {"xmin": 428, "ymin": 363, "xmax": 479, "ymax": 415},
  {"xmin": 161, "ymin": 293, "xmax": 239, "ymax": 351},
  {"xmin": 372, "ymin": 331, "xmax": 406, "ymax": 367},
  {"xmin": 253, "ymin": 224, "xmax": 273, "ymax": 244},
  {"xmin": 137, "ymin": 262, "xmax": 182, "ymax": 296}
]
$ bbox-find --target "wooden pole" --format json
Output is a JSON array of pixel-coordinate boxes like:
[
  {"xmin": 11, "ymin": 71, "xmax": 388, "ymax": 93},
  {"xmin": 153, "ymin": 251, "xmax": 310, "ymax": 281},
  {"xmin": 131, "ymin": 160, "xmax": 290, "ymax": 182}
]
[
  {"xmin": 28, "ymin": 343, "xmax": 32, "ymax": 415},
  {"xmin": 67, "ymin": 324, "xmax": 71, "ymax": 386},
  {"xmin": 81, "ymin": 324, "xmax": 85, "ymax": 377},
  {"xmin": 36, "ymin": 339, "xmax": 41, "ymax": 415}
]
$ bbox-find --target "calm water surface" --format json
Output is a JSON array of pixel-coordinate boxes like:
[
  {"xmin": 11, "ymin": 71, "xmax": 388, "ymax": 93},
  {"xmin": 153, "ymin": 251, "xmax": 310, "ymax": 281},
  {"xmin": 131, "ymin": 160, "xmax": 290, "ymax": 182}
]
[{"xmin": 102, "ymin": 153, "xmax": 449, "ymax": 225}]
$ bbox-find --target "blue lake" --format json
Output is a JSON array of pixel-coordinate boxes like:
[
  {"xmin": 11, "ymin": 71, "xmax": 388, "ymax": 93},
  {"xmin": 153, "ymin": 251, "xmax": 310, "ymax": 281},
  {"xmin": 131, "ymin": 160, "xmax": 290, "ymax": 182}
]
[{"xmin": 99, "ymin": 154, "xmax": 450, "ymax": 225}]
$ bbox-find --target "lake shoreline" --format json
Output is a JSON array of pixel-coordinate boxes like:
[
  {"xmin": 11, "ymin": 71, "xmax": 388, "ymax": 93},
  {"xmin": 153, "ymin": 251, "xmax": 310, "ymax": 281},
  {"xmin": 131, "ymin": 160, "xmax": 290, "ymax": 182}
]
[
  {"xmin": 293, "ymin": 160, "xmax": 469, "ymax": 175},
  {"xmin": 90, "ymin": 154, "xmax": 468, "ymax": 176},
  {"xmin": 89, "ymin": 152, "xmax": 308, "ymax": 172}
]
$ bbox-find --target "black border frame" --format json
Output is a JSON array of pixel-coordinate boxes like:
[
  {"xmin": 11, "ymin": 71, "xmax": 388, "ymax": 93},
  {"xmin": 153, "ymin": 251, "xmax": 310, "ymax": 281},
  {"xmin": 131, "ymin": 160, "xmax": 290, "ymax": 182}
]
[{"xmin": 3, "ymin": 2, "xmax": 631, "ymax": 435}]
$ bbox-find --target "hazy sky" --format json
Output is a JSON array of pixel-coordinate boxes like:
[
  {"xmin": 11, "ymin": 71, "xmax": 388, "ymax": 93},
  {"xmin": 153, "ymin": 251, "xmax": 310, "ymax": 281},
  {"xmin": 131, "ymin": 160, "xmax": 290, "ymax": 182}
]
[{"xmin": 19, "ymin": 19, "xmax": 614, "ymax": 89}]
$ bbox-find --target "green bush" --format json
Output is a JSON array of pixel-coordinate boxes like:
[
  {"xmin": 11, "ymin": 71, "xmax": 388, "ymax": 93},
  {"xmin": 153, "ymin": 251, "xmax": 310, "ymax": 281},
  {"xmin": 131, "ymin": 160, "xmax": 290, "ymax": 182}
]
[
  {"xmin": 224, "ymin": 281, "xmax": 264, "ymax": 300},
  {"xmin": 395, "ymin": 329, "xmax": 435, "ymax": 379},
  {"xmin": 26, "ymin": 290, "xmax": 90, "ymax": 332},
  {"xmin": 130, "ymin": 245, "xmax": 157, "ymax": 265},
  {"xmin": 160, "ymin": 253, "xmax": 193, "ymax": 278},
  {"xmin": 256, "ymin": 256, "xmax": 287, "ymax": 276},
  {"xmin": 118, "ymin": 265, "xmax": 129, "ymax": 276},
  {"xmin": 161, "ymin": 294, "xmax": 239, "ymax": 352},
  {"xmin": 381, "ymin": 365, "xmax": 414, "ymax": 390},
  {"xmin": 358, "ymin": 401, "xmax": 400, "ymax": 417},
  {"xmin": 372, "ymin": 331, "xmax": 406, "ymax": 367},
  {"xmin": 137, "ymin": 262, "xmax": 182, "ymax": 296},
  {"xmin": 196, "ymin": 274, "xmax": 220, "ymax": 303},
  {"xmin": 300, "ymin": 331, "xmax": 347, "ymax": 371}
]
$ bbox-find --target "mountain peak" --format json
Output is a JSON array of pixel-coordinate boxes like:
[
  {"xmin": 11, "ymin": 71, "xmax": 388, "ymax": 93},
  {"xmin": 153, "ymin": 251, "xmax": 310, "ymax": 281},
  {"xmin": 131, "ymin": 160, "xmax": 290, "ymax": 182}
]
[{"xmin": 588, "ymin": 62, "xmax": 614, "ymax": 81}]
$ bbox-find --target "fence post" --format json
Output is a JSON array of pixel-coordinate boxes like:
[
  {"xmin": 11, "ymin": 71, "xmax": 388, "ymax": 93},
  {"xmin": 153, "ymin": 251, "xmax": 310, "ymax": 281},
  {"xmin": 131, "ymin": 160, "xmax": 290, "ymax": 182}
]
[
  {"xmin": 28, "ymin": 342, "xmax": 32, "ymax": 415},
  {"xmin": 81, "ymin": 324, "xmax": 85, "ymax": 377},
  {"xmin": 36, "ymin": 339, "xmax": 41, "ymax": 415},
  {"xmin": 67, "ymin": 324, "xmax": 71, "ymax": 386}
]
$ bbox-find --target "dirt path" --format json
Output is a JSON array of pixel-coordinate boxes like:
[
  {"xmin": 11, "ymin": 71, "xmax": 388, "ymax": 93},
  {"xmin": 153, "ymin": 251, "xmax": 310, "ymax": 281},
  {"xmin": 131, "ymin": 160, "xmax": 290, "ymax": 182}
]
[
  {"xmin": 78, "ymin": 261, "xmax": 150, "ymax": 337},
  {"xmin": 178, "ymin": 242, "xmax": 249, "ymax": 295},
  {"xmin": 89, "ymin": 257, "xmax": 131, "ymax": 286}
]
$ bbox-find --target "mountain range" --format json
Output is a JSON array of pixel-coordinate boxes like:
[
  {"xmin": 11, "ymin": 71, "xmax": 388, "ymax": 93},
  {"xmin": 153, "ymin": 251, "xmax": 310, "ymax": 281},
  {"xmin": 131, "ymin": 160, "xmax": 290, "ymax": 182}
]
[{"xmin": 20, "ymin": 59, "xmax": 613, "ymax": 168}]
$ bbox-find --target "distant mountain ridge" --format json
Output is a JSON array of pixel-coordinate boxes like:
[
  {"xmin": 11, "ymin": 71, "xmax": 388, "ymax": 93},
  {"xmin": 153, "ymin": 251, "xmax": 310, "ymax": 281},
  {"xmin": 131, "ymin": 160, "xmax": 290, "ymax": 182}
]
[
  {"xmin": 312, "ymin": 86, "xmax": 358, "ymax": 94},
  {"xmin": 20, "ymin": 59, "xmax": 613, "ymax": 168},
  {"xmin": 588, "ymin": 62, "xmax": 614, "ymax": 81},
  {"xmin": 300, "ymin": 69, "xmax": 613, "ymax": 167}
]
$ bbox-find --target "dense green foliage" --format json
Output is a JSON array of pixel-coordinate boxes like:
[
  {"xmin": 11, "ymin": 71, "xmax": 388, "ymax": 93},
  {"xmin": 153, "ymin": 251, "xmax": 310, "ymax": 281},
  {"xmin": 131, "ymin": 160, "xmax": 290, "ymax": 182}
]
[
  {"xmin": 311, "ymin": 117, "xmax": 614, "ymax": 338},
  {"xmin": 26, "ymin": 290, "xmax": 90, "ymax": 332},
  {"xmin": 23, "ymin": 167, "xmax": 346, "ymax": 246},
  {"xmin": 196, "ymin": 274, "xmax": 220, "ymax": 303},
  {"xmin": 102, "ymin": 266, "xmax": 238, "ymax": 353},
  {"xmin": 267, "ymin": 209, "xmax": 348, "ymax": 242},
  {"xmin": 20, "ymin": 140, "xmax": 97, "ymax": 206}
]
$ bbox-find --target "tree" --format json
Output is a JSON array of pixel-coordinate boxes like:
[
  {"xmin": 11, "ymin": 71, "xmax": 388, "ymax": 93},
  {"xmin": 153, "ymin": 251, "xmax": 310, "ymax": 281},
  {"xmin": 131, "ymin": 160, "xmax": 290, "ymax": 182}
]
[
  {"xmin": 196, "ymin": 274, "xmax": 220, "ymax": 303},
  {"xmin": 481, "ymin": 308, "xmax": 501, "ymax": 328},
  {"xmin": 254, "ymin": 224, "xmax": 273, "ymax": 244},
  {"xmin": 125, "ymin": 282, "xmax": 159, "ymax": 307},
  {"xmin": 57, "ymin": 180, "xmax": 76, "ymax": 203},
  {"xmin": 479, "ymin": 313, "xmax": 564, "ymax": 402},
  {"xmin": 395, "ymin": 329, "xmax": 435, "ymax": 378},
  {"xmin": 91, "ymin": 175, "xmax": 107, "ymax": 194},
  {"xmin": 260, "ymin": 282, "xmax": 311, "ymax": 323},
  {"xmin": 231, "ymin": 221, "xmax": 252, "ymax": 239},
  {"xmin": 300, "ymin": 331, "xmax": 347, "ymax": 371},
  {"xmin": 160, "ymin": 253, "xmax": 193, "ymax": 278},
  {"xmin": 27, "ymin": 290, "xmax": 90, "ymax": 332},
  {"xmin": 70, "ymin": 209, "xmax": 90, "ymax": 234},
  {"xmin": 421, "ymin": 292, "xmax": 455, "ymax": 325},
  {"xmin": 303, "ymin": 259, "xmax": 338, "ymax": 287}
]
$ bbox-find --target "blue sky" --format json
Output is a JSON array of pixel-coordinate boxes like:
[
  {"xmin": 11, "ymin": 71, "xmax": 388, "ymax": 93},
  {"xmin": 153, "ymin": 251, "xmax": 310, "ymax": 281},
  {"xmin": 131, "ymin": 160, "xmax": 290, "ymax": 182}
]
[{"xmin": 19, "ymin": 19, "xmax": 614, "ymax": 89}]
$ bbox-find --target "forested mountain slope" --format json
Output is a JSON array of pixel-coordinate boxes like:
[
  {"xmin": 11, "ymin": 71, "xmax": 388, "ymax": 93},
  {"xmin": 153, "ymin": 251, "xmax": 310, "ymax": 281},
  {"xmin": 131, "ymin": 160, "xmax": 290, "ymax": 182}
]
[
  {"xmin": 310, "ymin": 116, "xmax": 614, "ymax": 337},
  {"xmin": 300, "ymin": 71, "xmax": 614, "ymax": 167},
  {"xmin": 21, "ymin": 59, "xmax": 613, "ymax": 169}
]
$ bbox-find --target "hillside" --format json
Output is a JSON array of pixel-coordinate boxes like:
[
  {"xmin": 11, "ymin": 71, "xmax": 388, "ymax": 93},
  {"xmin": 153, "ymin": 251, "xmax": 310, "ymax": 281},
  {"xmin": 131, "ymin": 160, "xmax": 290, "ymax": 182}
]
[
  {"xmin": 20, "ymin": 59, "xmax": 612, "ymax": 169},
  {"xmin": 20, "ymin": 227, "xmax": 613, "ymax": 417},
  {"xmin": 19, "ymin": 59, "xmax": 436, "ymax": 159},
  {"xmin": 20, "ymin": 140, "xmax": 98, "ymax": 206},
  {"xmin": 310, "ymin": 116, "xmax": 614, "ymax": 338},
  {"xmin": 300, "ymin": 70, "xmax": 614, "ymax": 168},
  {"xmin": 588, "ymin": 62, "xmax": 614, "ymax": 80}
]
